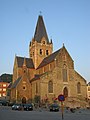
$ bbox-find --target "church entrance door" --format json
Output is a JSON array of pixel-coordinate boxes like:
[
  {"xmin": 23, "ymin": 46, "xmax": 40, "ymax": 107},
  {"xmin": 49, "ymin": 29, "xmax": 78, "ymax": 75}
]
[
  {"xmin": 63, "ymin": 87, "xmax": 68, "ymax": 98},
  {"xmin": 22, "ymin": 97, "xmax": 26, "ymax": 104}
]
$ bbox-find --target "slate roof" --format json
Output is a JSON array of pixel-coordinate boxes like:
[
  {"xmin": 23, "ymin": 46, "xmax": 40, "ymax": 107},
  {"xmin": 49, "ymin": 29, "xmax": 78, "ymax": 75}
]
[
  {"xmin": 16, "ymin": 56, "xmax": 34, "ymax": 69},
  {"xmin": 11, "ymin": 77, "xmax": 22, "ymax": 89},
  {"xmin": 88, "ymin": 82, "xmax": 90, "ymax": 85},
  {"xmin": 34, "ymin": 15, "xmax": 49, "ymax": 44},
  {"xmin": 7, "ymin": 82, "xmax": 12, "ymax": 89},
  {"xmin": 37, "ymin": 49, "xmax": 61, "ymax": 69},
  {"xmin": 30, "ymin": 74, "xmax": 40, "ymax": 82}
]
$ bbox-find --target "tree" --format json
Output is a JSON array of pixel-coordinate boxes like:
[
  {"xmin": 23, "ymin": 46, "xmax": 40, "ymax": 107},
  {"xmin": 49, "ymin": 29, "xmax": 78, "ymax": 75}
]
[
  {"xmin": 0, "ymin": 73, "xmax": 12, "ymax": 83},
  {"xmin": 34, "ymin": 95, "xmax": 40, "ymax": 103}
]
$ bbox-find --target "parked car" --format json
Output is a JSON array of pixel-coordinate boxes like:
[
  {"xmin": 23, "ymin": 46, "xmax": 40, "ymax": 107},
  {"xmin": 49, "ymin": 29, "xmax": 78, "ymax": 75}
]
[
  {"xmin": 49, "ymin": 103, "xmax": 60, "ymax": 112},
  {"xmin": 0, "ymin": 100, "xmax": 9, "ymax": 106},
  {"xmin": 70, "ymin": 108, "xmax": 76, "ymax": 113},
  {"xmin": 8, "ymin": 102, "xmax": 15, "ymax": 106},
  {"xmin": 23, "ymin": 104, "xmax": 33, "ymax": 111},
  {"xmin": 12, "ymin": 104, "xmax": 23, "ymax": 110},
  {"xmin": 0, "ymin": 101, "xmax": 3, "ymax": 106}
]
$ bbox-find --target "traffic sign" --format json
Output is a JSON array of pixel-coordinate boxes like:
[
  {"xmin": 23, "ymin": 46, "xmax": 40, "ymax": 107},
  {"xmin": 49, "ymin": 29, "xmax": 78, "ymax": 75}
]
[
  {"xmin": 58, "ymin": 94, "xmax": 65, "ymax": 120},
  {"xmin": 58, "ymin": 94, "xmax": 65, "ymax": 101}
]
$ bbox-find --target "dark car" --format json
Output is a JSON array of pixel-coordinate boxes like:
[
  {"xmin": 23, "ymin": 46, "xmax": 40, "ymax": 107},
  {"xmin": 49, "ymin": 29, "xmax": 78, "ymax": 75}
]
[
  {"xmin": 0, "ymin": 100, "xmax": 9, "ymax": 106},
  {"xmin": 8, "ymin": 102, "xmax": 15, "ymax": 106},
  {"xmin": 49, "ymin": 104, "xmax": 60, "ymax": 112},
  {"xmin": 12, "ymin": 104, "xmax": 23, "ymax": 110},
  {"xmin": 23, "ymin": 104, "xmax": 33, "ymax": 111}
]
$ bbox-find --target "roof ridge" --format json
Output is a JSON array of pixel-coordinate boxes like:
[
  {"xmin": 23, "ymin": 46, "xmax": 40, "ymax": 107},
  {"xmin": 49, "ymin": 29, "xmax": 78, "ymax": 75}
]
[
  {"xmin": 16, "ymin": 56, "xmax": 31, "ymax": 59},
  {"xmin": 11, "ymin": 76, "xmax": 22, "ymax": 89},
  {"xmin": 37, "ymin": 48, "xmax": 61, "ymax": 69}
]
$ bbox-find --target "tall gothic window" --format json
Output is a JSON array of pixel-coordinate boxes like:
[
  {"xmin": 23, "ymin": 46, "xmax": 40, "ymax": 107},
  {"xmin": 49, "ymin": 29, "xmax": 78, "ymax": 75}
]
[
  {"xmin": 77, "ymin": 82, "xmax": 81, "ymax": 94},
  {"xmin": 46, "ymin": 50, "xmax": 49, "ymax": 55},
  {"xmin": 36, "ymin": 82, "xmax": 38, "ymax": 94},
  {"xmin": 63, "ymin": 64, "xmax": 67, "ymax": 82},
  {"xmin": 48, "ymin": 80, "xmax": 53, "ymax": 93}
]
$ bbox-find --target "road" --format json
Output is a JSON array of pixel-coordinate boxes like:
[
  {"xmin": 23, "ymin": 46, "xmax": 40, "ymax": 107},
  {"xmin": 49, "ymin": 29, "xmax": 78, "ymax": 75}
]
[{"xmin": 0, "ymin": 106, "xmax": 90, "ymax": 120}]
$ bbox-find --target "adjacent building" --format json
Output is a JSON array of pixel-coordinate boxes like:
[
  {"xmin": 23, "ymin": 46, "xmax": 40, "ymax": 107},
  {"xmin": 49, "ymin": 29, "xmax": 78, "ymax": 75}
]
[
  {"xmin": 10, "ymin": 15, "xmax": 88, "ymax": 108},
  {"xmin": 87, "ymin": 82, "xmax": 90, "ymax": 100},
  {"xmin": 0, "ymin": 81, "xmax": 9, "ymax": 98}
]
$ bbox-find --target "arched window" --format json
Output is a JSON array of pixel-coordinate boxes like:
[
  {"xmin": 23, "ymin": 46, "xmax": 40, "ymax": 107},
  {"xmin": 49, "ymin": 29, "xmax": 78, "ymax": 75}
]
[
  {"xmin": 77, "ymin": 82, "xmax": 81, "ymax": 94},
  {"xmin": 46, "ymin": 50, "xmax": 49, "ymax": 55},
  {"xmin": 62, "ymin": 64, "xmax": 67, "ymax": 82},
  {"xmin": 36, "ymin": 82, "xmax": 38, "ymax": 94},
  {"xmin": 48, "ymin": 80, "xmax": 53, "ymax": 93},
  {"xmin": 22, "ymin": 97, "xmax": 26, "ymax": 104},
  {"xmin": 63, "ymin": 69, "xmax": 67, "ymax": 82},
  {"xmin": 63, "ymin": 87, "xmax": 68, "ymax": 98}
]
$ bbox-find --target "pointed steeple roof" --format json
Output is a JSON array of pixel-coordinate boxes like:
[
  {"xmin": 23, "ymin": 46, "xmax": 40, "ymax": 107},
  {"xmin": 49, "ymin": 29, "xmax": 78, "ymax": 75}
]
[{"xmin": 34, "ymin": 15, "xmax": 49, "ymax": 43}]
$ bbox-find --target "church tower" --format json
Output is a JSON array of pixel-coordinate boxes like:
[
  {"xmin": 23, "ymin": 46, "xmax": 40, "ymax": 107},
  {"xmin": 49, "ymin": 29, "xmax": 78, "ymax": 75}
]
[{"xmin": 29, "ymin": 15, "xmax": 53, "ymax": 69}]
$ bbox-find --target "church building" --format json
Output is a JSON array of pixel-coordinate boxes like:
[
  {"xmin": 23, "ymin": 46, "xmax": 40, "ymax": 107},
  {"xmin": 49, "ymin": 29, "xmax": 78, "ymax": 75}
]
[{"xmin": 10, "ymin": 15, "xmax": 87, "ymax": 108}]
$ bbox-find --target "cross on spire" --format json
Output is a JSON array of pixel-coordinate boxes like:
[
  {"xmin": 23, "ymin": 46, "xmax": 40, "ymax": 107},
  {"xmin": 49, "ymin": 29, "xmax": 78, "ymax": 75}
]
[{"xmin": 39, "ymin": 11, "xmax": 42, "ymax": 15}]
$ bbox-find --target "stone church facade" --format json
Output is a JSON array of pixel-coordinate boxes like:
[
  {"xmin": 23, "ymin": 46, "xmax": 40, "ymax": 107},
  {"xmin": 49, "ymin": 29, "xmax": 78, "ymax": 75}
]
[{"xmin": 10, "ymin": 15, "xmax": 87, "ymax": 108}]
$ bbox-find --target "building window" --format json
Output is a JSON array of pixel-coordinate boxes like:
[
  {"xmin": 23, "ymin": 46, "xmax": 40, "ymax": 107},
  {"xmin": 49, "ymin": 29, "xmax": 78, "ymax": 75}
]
[
  {"xmin": 23, "ymin": 70, "xmax": 26, "ymax": 73},
  {"xmin": 48, "ymin": 80, "xmax": 53, "ymax": 93},
  {"xmin": 30, "ymin": 53, "xmax": 32, "ymax": 57},
  {"xmin": 40, "ymin": 49, "xmax": 42, "ymax": 55},
  {"xmin": 63, "ymin": 69, "xmax": 67, "ymax": 82},
  {"xmin": 63, "ymin": 87, "xmax": 68, "ymax": 98},
  {"xmin": 3, "ymin": 93, "xmax": 6, "ymax": 96},
  {"xmin": 43, "ymin": 41, "xmax": 45, "ymax": 44},
  {"xmin": 3, "ymin": 88, "xmax": 6, "ymax": 91},
  {"xmin": 36, "ymin": 83, "xmax": 38, "ymax": 94},
  {"xmin": 62, "ymin": 54, "xmax": 66, "ymax": 61},
  {"xmin": 46, "ymin": 50, "xmax": 49, "ymax": 55},
  {"xmin": 77, "ymin": 82, "xmax": 81, "ymax": 94},
  {"xmin": 0, "ymin": 94, "xmax": 1, "ymax": 97},
  {"xmin": 0, "ymin": 88, "xmax": 2, "ymax": 91},
  {"xmin": 88, "ymin": 87, "xmax": 90, "ymax": 91},
  {"xmin": 23, "ymin": 86, "xmax": 26, "ymax": 90},
  {"xmin": 3, "ymin": 84, "xmax": 6, "ymax": 87}
]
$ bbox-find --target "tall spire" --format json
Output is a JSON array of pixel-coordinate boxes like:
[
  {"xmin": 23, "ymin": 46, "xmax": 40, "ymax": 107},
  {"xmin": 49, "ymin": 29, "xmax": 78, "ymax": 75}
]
[{"xmin": 34, "ymin": 15, "xmax": 49, "ymax": 43}]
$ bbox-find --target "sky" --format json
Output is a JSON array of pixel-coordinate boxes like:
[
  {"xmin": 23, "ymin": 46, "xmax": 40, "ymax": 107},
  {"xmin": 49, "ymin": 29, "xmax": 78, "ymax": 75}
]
[{"xmin": 0, "ymin": 0, "xmax": 90, "ymax": 82}]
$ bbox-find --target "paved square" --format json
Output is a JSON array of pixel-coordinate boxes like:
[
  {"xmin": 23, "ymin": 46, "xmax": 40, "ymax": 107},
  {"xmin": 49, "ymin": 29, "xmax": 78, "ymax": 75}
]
[{"xmin": 0, "ymin": 106, "xmax": 90, "ymax": 120}]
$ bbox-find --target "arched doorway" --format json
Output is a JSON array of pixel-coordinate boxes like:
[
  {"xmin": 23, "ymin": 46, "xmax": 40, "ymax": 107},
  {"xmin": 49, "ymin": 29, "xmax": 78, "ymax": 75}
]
[
  {"xmin": 63, "ymin": 87, "xmax": 68, "ymax": 98},
  {"xmin": 22, "ymin": 97, "xmax": 26, "ymax": 104}
]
